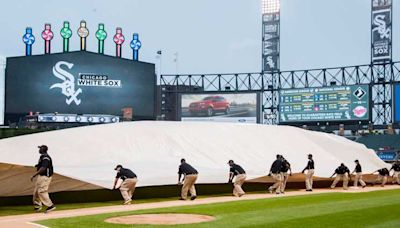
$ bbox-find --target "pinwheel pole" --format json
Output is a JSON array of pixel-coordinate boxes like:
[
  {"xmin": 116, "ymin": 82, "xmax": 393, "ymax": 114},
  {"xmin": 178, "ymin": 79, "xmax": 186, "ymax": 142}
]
[
  {"xmin": 22, "ymin": 27, "xmax": 35, "ymax": 56},
  {"xmin": 60, "ymin": 21, "xmax": 72, "ymax": 52},
  {"xmin": 130, "ymin": 33, "xmax": 142, "ymax": 61},
  {"xmin": 77, "ymin": 20, "xmax": 89, "ymax": 51},
  {"xmin": 96, "ymin": 23, "xmax": 107, "ymax": 54},
  {"xmin": 41, "ymin": 23, "xmax": 54, "ymax": 54},
  {"xmin": 113, "ymin": 27, "xmax": 125, "ymax": 58}
]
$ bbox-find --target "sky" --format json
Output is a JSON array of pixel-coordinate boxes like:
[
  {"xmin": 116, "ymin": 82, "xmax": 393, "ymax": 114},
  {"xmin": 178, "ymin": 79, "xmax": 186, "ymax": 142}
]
[{"xmin": 0, "ymin": 0, "xmax": 399, "ymax": 74}]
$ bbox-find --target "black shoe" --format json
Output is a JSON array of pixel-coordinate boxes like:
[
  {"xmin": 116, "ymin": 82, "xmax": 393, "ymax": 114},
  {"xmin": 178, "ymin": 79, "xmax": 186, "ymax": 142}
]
[
  {"xmin": 45, "ymin": 205, "xmax": 56, "ymax": 213},
  {"xmin": 179, "ymin": 198, "xmax": 186, "ymax": 201},
  {"xmin": 362, "ymin": 185, "xmax": 366, "ymax": 188},
  {"xmin": 306, "ymin": 189, "xmax": 312, "ymax": 192},
  {"xmin": 34, "ymin": 206, "xmax": 42, "ymax": 212},
  {"xmin": 190, "ymin": 195, "xmax": 197, "ymax": 201}
]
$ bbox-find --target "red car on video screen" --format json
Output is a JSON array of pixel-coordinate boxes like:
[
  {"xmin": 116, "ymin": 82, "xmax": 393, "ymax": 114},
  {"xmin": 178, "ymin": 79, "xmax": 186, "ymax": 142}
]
[{"xmin": 188, "ymin": 96, "xmax": 230, "ymax": 117}]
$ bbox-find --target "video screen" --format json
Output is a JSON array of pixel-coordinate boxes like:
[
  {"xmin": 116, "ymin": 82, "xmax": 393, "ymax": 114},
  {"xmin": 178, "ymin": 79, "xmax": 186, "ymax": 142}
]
[
  {"xmin": 181, "ymin": 93, "xmax": 259, "ymax": 123},
  {"xmin": 5, "ymin": 51, "xmax": 156, "ymax": 123},
  {"xmin": 279, "ymin": 85, "xmax": 370, "ymax": 123}
]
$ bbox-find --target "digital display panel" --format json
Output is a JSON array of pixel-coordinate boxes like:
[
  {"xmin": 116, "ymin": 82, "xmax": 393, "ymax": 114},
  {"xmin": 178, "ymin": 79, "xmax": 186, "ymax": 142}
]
[
  {"xmin": 279, "ymin": 85, "xmax": 370, "ymax": 123},
  {"xmin": 5, "ymin": 51, "xmax": 156, "ymax": 124},
  {"xmin": 181, "ymin": 93, "xmax": 259, "ymax": 123}
]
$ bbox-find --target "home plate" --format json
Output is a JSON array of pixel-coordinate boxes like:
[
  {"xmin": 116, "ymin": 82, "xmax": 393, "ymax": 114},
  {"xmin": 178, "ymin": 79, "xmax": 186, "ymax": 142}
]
[{"xmin": 104, "ymin": 213, "xmax": 215, "ymax": 225}]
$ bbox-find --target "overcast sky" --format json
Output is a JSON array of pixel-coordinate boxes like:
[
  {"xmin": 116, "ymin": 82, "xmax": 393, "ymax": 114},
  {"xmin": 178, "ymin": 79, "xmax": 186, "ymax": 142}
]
[{"xmin": 0, "ymin": 0, "xmax": 399, "ymax": 74}]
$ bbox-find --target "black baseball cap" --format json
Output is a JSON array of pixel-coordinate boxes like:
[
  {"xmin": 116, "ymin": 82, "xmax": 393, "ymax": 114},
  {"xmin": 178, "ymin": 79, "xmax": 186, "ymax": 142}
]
[
  {"xmin": 228, "ymin": 160, "xmax": 234, "ymax": 164},
  {"xmin": 38, "ymin": 145, "xmax": 48, "ymax": 152},
  {"xmin": 114, "ymin": 164, "xmax": 122, "ymax": 170},
  {"xmin": 354, "ymin": 160, "xmax": 359, "ymax": 162}
]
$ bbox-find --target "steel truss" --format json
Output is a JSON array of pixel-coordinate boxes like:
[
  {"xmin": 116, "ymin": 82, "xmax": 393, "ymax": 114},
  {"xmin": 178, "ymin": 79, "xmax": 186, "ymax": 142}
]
[{"xmin": 160, "ymin": 61, "xmax": 400, "ymax": 127}]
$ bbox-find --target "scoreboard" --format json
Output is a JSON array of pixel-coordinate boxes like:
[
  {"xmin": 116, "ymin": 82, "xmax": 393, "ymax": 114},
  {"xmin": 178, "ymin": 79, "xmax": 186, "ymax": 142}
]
[{"xmin": 279, "ymin": 85, "xmax": 370, "ymax": 123}]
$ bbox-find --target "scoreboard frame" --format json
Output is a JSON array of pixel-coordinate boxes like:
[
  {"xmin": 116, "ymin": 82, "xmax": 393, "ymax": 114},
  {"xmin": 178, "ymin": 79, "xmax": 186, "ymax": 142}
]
[{"xmin": 278, "ymin": 84, "xmax": 372, "ymax": 126}]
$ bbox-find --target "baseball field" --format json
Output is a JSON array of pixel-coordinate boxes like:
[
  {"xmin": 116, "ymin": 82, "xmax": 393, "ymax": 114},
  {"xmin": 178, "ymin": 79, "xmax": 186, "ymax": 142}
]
[{"xmin": 1, "ymin": 186, "xmax": 398, "ymax": 228}]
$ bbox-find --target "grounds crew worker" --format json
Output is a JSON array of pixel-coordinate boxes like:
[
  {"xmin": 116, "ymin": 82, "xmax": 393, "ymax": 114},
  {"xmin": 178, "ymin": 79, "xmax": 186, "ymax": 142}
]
[
  {"xmin": 330, "ymin": 163, "xmax": 350, "ymax": 190},
  {"xmin": 372, "ymin": 168, "xmax": 390, "ymax": 187},
  {"xmin": 178, "ymin": 158, "xmax": 198, "ymax": 200},
  {"xmin": 31, "ymin": 145, "xmax": 56, "ymax": 213},
  {"xmin": 389, "ymin": 160, "xmax": 400, "ymax": 184},
  {"xmin": 268, "ymin": 154, "xmax": 283, "ymax": 194},
  {"xmin": 351, "ymin": 160, "xmax": 366, "ymax": 188},
  {"xmin": 112, "ymin": 165, "xmax": 138, "ymax": 205},
  {"xmin": 228, "ymin": 160, "xmax": 246, "ymax": 197},
  {"xmin": 280, "ymin": 156, "xmax": 292, "ymax": 194},
  {"xmin": 301, "ymin": 154, "xmax": 314, "ymax": 192}
]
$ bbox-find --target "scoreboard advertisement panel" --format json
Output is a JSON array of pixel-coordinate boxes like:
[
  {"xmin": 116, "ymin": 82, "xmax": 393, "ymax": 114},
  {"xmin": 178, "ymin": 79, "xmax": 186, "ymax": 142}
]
[{"xmin": 279, "ymin": 85, "xmax": 370, "ymax": 123}]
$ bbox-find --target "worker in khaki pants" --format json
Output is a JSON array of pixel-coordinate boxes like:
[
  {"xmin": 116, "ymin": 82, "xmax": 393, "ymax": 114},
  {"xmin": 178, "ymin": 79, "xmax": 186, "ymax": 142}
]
[
  {"xmin": 302, "ymin": 154, "xmax": 315, "ymax": 192},
  {"xmin": 268, "ymin": 155, "xmax": 283, "ymax": 194},
  {"xmin": 178, "ymin": 159, "xmax": 198, "ymax": 200},
  {"xmin": 113, "ymin": 165, "xmax": 138, "ymax": 205},
  {"xmin": 280, "ymin": 156, "xmax": 292, "ymax": 193},
  {"xmin": 373, "ymin": 168, "xmax": 390, "ymax": 187},
  {"xmin": 330, "ymin": 163, "xmax": 350, "ymax": 190},
  {"xmin": 228, "ymin": 160, "xmax": 246, "ymax": 197},
  {"xmin": 390, "ymin": 161, "xmax": 400, "ymax": 184},
  {"xmin": 31, "ymin": 145, "xmax": 56, "ymax": 213},
  {"xmin": 351, "ymin": 160, "xmax": 366, "ymax": 188}
]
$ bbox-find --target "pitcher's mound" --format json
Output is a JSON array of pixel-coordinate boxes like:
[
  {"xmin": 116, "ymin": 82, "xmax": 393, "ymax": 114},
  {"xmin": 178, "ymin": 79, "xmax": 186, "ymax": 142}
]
[{"xmin": 105, "ymin": 213, "xmax": 215, "ymax": 225}]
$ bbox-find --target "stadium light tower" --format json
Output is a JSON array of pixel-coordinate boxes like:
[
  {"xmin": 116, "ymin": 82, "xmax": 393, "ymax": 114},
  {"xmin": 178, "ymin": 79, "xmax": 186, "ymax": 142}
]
[
  {"xmin": 261, "ymin": 0, "xmax": 280, "ymax": 73},
  {"xmin": 262, "ymin": 0, "xmax": 280, "ymax": 14}
]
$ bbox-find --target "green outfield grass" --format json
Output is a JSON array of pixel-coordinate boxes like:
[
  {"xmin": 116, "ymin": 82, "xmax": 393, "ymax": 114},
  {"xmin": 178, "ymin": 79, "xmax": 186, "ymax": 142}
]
[{"xmin": 37, "ymin": 189, "xmax": 400, "ymax": 228}]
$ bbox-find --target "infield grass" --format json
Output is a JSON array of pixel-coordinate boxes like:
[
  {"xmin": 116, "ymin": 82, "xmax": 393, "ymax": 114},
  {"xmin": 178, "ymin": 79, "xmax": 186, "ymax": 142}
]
[{"xmin": 37, "ymin": 189, "xmax": 400, "ymax": 228}]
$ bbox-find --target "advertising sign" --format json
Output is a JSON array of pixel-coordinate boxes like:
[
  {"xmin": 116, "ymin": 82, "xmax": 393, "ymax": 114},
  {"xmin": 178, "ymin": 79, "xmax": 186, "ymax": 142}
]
[
  {"xmin": 279, "ymin": 85, "xmax": 370, "ymax": 123},
  {"xmin": 181, "ymin": 93, "xmax": 259, "ymax": 123},
  {"xmin": 371, "ymin": 0, "xmax": 392, "ymax": 62}
]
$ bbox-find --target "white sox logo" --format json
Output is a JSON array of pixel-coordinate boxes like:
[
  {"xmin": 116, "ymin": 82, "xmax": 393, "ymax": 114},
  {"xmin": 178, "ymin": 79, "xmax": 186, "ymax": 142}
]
[
  {"xmin": 373, "ymin": 14, "xmax": 390, "ymax": 39},
  {"xmin": 267, "ymin": 56, "xmax": 275, "ymax": 69},
  {"xmin": 50, "ymin": 61, "xmax": 83, "ymax": 105}
]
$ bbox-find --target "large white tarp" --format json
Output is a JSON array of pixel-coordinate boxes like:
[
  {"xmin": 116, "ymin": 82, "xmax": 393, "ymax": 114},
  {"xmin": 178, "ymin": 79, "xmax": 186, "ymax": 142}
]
[{"xmin": 0, "ymin": 121, "xmax": 389, "ymax": 193}]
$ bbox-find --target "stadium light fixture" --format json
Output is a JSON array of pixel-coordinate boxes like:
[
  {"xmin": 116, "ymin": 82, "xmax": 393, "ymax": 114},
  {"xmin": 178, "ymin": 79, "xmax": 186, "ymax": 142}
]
[
  {"xmin": 60, "ymin": 21, "xmax": 72, "ymax": 52},
  {"xmin": 96, "ymin": 23, "xmax": 107, "ymax": 54},
  {"xmin": 113, "ymin": 27, "xmax": 125, "ymax": 58},
  {"xmin": 77, "ymin": 20, "xmax": 89, "ymax": 51},
  {"xmin": 130, "ymin": 33, "xmax": 142, "ymax": 61},
  {"xmin": 41, "ymin": 23, "xmax": 54, "ymax": 54},
  {"xmin": 262, "ymin": 0, "xmax": 280, "ymax": 14},
  {"xmin": 22, "ymin": 27, "xmax": 35, "ymax": 56}
]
